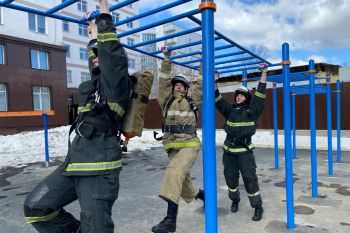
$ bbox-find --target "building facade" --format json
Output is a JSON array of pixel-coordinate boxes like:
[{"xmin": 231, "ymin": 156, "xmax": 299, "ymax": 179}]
[
  {"xmin": 0, "ymin": 0, "xmax": 141, "ymax": 132},
  {"xmin": 0, "ymin": 34, "xmax": 67, "ymax": 134}
]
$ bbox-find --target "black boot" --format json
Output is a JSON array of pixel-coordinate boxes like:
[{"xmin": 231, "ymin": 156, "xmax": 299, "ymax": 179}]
[
  {"xmin": 195, "ymin": 189, "xmax": 205, "ymax": 206},
  {"xmin": 231, "ymin": 202, "xmax": 239, "ymax": 213},
  {"xmin": 252, "ymin": 207, "xmax": 264, "ymax": 221},
  {"xmin": 152, "ymin": 201, "xmax": 178, "ymax": 233}
]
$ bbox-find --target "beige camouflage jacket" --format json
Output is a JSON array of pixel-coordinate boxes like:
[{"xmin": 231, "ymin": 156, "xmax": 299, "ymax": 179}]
[{"xmin": 157, "ymin": 60, "xmax": 203, "ymax": 151}]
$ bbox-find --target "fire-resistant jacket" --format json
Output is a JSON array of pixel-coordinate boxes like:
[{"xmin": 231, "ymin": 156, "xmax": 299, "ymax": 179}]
[
  {"xmin": 62, "ymin": 13, "xmax": 130, "ymax": 176},
  {"xmin": 158, "ymin": 60, "xmax": 202, "ymax": 151},
  {"xmin": 215, "ymin": 82, "xmax": 266, "ymax": 154}
]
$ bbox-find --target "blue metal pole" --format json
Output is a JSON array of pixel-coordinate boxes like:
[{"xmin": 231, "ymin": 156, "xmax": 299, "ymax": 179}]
[
  {"xmin": 292, "ymin": 92, "xmax": 296, "ymax": 159},
  {"xmin": 336, "ymin": 79, "xmax": 341, "ymax": 162},
  {"xmin": 114, "ymin": 0, "xmax": 191, "ymax": 26},
  {"xmin": 2, "ymin": 3, "xmax": 83, "ymax": 24},
  {"xmin": 118, "ymin": 9, "xmax": 200, "ymax": 38},
  {"xmin": 132, "ymin": 27, "xmax": 202, "ymax": 48},
  {"xmin": 170, "ymin": 51, "xmax": 202, "ymax": 60},
  {"xmin": 0, "ymin": 0, "xmax": 15, "ymax": 6},
  {"xmin": 192, "ymin": 56, "xmax": 255, "ymax": 69},
  {"xmin": 242, "ymin": 70, "xmax": 247, "ymax": 87},
  {"xmin": 273, "ymin": 82, "xmax": 279, "ymax": 169},
  {"xmin": 215, "ymin": 61, "xmax": 261, "ymax": 71},
  {"xmin": 42, "ymin": 113, "xmax": 49, "ymax": 167},
  {"xmin": 309, "ymin": 60, "xmax": 318, "ymax": 198},
  {"xmin": 187, "ymin": 15, "xmax": 271, "ymax": 65},
  {"xmin": 282, "ymin": 43, "xmax": 294, "ymax": 229},
  {"xmin": 201, "ymin": 1, "xmax": 217, "ymax": 232},
  {"xmin": 122, "ymin": 44, "xmax": 196, "ymax": 70},
  {"xmin": 214, "ymin": 44, "xmax": 234, "ymax": 51},
  {"xmin": 46, "ymin": 0, "xmax": 78, "ymax": 14},
  {"xmin": 150, "ymin": 36, "xmax": 221, "ymax": 55},
  {"xmin": 217, "ymin": 63, "xmax": 281, "ymax": 74},
  {"xmin": 214, "ymin": 51, "xmax": 245, "ymax": 59},
  {"xmin": 326, "ymin": 74, "xmax": 333, "ymax": 175}
]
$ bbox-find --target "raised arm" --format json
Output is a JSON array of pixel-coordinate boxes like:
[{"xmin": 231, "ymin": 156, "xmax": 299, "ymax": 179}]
[
  {"xmin": 96, "ymin": 0, "xmax": 130, "ymax": 118},
  {"xmin": 157, "ymin": 47, "xmax": 173, "ymax": 110},
  {"xmin": 189, "ymin": 62, "xmax": 203, "ymax": 108},
  {"xmin": 250, "ymin": 65, "xmax": 267, "ymax": 119},
  {"xmin": 86, "ymin": 13, "xmax": 99, "ymax": 80}
]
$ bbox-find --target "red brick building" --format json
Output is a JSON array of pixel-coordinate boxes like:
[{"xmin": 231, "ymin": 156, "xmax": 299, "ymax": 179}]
[{"xmin": 0, "ymin": 34, "xmax": 68, "ymax": 134}]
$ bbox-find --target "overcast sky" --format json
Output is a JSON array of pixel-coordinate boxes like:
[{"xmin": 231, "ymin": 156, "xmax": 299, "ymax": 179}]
[{"xmin": 140, "ymin": 0, "xmax": 350, "ymax": 67}]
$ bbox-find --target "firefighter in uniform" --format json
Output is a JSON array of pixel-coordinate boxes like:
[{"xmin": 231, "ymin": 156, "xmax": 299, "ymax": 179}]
[
  {"xmin": 151, "ymin": 49, "xmax": 205, "ymax": 233},
  {"xmin": 214, "ymin": 66, "xmax": 267, "ymax": 221},
  {"xmin": 23, "ymin": 1, "xmax": 131, "ymax": 232}
]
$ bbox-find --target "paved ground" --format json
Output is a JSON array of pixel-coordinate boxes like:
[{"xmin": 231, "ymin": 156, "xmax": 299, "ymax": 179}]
[{"xmin": 1, "ymin": 147, "xmax": 350, "ymax": 233}]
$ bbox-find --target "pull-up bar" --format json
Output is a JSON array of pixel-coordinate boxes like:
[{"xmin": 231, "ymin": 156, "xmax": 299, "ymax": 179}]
[
  {"xmin": 0, "ymin": 110, "xmax": 54, "ymax": 167},
  {"xmin": 0, "ymin": 1, "xmax": 277, "ymax": 232},
  {"xmin": 0, "ymin": 110, "xmax": 55, "ymax": 117}
]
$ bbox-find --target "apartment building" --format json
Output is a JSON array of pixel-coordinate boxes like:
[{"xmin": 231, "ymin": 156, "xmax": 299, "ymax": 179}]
[
  {"xmin": 60, "ymin": 0, "xmax": 141, "ymax": 122},
  {"xmin": 0, "ymin": 0, "xmax": 141, "ymax": 131},
  {"xmin": 0, "ymin": 2, "xmax": 68, "ymax": 134},
  {"xmin": 140, "ymin": 28, "xmax": 158, "ymax": 98},
  {"xmin": 63, "ymin": 0, "xmax": 141, "ymax": 89},
  {"xmin": 143, "ymin": 23, "xmax": 202, "ymax": 99}
]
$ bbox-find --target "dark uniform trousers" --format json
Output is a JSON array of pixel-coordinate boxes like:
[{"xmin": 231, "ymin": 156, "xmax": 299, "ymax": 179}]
[
  {"xmin": 223, "ymin": 150, "xmax": 262, "ymax": 208},
  {"xmin": 24, "ymin": 166, "xmax": 120, "ymax": 233}
]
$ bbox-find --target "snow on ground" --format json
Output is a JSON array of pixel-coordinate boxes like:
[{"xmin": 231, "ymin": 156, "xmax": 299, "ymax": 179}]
[
  {"xmin": 0, "ymin": 126, "xmax": 349, "ymax": 168},
  {"xmin": 0, "ymin": 126, "xmax": 164, "ymax": 168}
]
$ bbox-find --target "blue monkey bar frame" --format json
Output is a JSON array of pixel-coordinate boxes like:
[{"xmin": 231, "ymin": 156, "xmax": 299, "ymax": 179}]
[{"xmin": 4, "ymin": 0, "xmax": 343, "ymax": 231}]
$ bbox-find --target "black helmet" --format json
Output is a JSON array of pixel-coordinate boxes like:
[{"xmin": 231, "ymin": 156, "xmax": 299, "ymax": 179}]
[
  {"xmin": 235, "ymin": 86, "xmax": 251, "ymax": 103},
  {"xmin": 171, "ymin": 74, "xmax": 189, "ymax": 90}
]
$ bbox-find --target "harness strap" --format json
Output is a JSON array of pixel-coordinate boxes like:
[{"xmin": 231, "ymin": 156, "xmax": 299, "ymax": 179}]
[{"xmin": 164, "ymin": 124, "xmax": 197, "ymax": 134}]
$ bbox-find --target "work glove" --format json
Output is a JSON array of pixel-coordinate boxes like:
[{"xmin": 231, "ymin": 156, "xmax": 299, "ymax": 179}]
[
  {"xmin": 258, "ymin": 63, "xmax": 268, "ymax": 73},
  {"xmin": 161, "ymin": 46, "xmax": 171, "ymax": 61}
]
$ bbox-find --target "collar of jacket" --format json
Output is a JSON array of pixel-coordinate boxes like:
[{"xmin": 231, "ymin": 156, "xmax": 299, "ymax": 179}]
[
  {"xmin": 234, "ymin": 101, "xmax": 249, "ymax": 108},
  {"xmin": 173, "ymin": 92, "xmax": 186, "ymax": 99}
]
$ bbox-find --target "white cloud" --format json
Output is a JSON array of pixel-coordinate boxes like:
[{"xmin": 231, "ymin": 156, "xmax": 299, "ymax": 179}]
[
  {"xmin": 212, "ymin": 0, "xmax": 350, "ymax": 51},
  {"xmin": 139, "ymin": 0, "xmax": 350, "ymax": 63}
]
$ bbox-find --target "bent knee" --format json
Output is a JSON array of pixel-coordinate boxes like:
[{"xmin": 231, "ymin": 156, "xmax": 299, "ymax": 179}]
[{"xmin": 24, "ymin": 182, "xmax": 50, "ymax": 217}]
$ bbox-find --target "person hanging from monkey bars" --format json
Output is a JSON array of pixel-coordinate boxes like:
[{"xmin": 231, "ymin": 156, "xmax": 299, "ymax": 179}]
[{"xmin": 214, "ymin": 64, "xmax": 268, "ymax": 221}]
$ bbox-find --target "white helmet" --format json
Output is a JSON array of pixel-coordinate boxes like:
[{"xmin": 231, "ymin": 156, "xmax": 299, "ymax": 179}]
[{"xmin": 171, "ymin": 74, "xmax": 189, "ymax": 89}]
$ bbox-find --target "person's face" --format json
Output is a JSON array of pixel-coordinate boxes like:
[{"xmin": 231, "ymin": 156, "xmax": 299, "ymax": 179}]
[
  {"xmin": 174, "ymin": 82, "xmax": 186, "ymax": 94},
  {"xmin": 92, "ymin": 57, "xmax": 99, "ymax": 69},
  {"xmin": 236, "ymin": 93, "xmax": 246, "ymax": 104}
]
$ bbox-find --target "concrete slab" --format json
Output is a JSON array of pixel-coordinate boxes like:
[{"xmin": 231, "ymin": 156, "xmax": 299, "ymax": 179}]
[{"xmin": 1, "ymin": 147, "xmax": 350, "ymax": 233}]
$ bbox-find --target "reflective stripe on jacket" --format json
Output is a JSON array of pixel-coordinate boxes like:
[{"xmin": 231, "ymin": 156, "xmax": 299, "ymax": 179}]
[
  {"xmin": 215, "ymin": 82, "xmax": 266, "ymax": 153},
  {"xmin": 157, "ymin": 60, "xmax": 202, "ymax": 151},
  {"xmin": 63, "ymin": 13, "xmax": 128, "ymax": 176}
]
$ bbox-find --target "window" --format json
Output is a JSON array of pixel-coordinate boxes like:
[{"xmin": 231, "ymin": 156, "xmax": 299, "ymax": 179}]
[
  {"xmin": 0, "ymin": 43, "xmax": 5, "ymax": 65},
  {"xmin": 28, "ymin": 13, "xmax": 46, "ymax": 34},
  {"xmin": 127, "ymin": 38, "xmax": 134, "ymax": 46},
  {"xmin": 31, "ymin": 49, "xmax": 49, "ymax": 70},
  {"xmin": 0, "ymin": 7, "xmax": 3, "ymax": 25},
  {"xmin": 62, "ymin": 21, "xmax": 69, "ymax": 32},
  {"xmin": 128, "ymin": 58, "xmax": 135, "ymax": 69},
  {"xmin": 111, "ymin": 12, "xmax": 119, "ymax": 24},
  {"xmin": 64, "ymin": 44, "xmax": 70, "ymax": 58},
  {"xmin": 126, "ymin": 18, "xmax": 133, "ymax": 28},
  {"xmin": 81, "ymin": 72, "xmax": 90, "ymax": 83},
  {"xmin": 67, "ymin": 70, "xmax": 72, "ymax": 84},
  {"xmin": 79, "ymin": 24, "xmax": 88, "ymax": 37},
  {"xmin": 77, "ymin": 0, "xmax": 87, "ymax": 12},
  {"xmin": 33, "ymin": 86, "xmax": 51, "ymax": 110},
  {"xmin": 79, "ymin": 48, "xmax": 87, "ymax": 60},
  {"xmin": 0, "ymin": 84, "xmax": 7, "ymax": 111}
]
